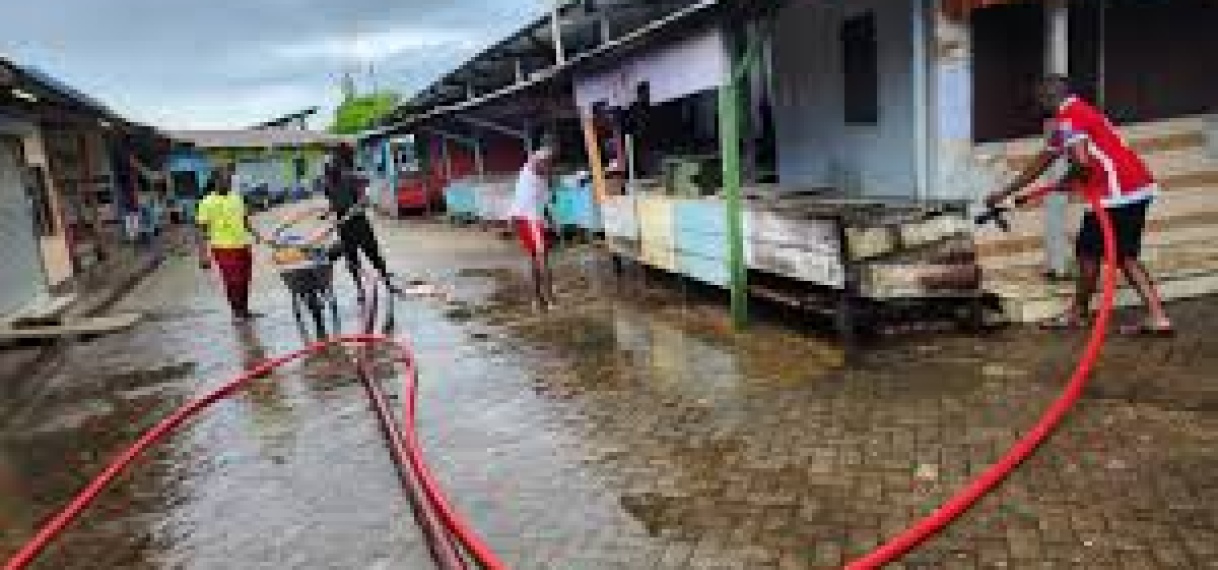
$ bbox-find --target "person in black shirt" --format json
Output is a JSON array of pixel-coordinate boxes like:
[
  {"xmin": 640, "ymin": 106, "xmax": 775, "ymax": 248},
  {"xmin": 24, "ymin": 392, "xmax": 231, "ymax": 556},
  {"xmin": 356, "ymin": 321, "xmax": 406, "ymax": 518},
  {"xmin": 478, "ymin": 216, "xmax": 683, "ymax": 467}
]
[{"xmin": 322, "ymin": 143, "xmax": 396, "ymax": 298}]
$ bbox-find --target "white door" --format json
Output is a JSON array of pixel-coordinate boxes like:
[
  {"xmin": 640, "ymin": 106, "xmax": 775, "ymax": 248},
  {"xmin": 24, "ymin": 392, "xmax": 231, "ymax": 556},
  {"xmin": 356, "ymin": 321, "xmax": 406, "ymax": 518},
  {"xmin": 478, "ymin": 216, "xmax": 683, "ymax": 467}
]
[{"xmin": 0, "ymin": 135, "xmax": 47, "ymax": 317}]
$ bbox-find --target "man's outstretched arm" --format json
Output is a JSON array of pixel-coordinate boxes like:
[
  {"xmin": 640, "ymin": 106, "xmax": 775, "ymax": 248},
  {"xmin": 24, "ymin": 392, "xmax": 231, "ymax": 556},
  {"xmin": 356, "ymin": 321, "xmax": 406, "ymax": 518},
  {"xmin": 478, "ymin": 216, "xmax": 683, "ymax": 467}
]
[{"xmin": 987, "ymin": 149, "xmax": 1057, "ymax": 207}]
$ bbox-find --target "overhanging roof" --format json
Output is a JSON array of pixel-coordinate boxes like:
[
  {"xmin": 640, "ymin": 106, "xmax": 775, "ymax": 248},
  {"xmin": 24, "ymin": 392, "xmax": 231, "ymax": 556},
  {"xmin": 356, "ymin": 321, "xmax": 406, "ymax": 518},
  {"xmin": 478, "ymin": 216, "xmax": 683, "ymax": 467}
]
[
  {"xmin": 365, "ymin": 0, "xmax": 728, "ymax": 139},
  {"xmin": 1, "ymin": 57, "xmax": 175, "ymax": 147}
]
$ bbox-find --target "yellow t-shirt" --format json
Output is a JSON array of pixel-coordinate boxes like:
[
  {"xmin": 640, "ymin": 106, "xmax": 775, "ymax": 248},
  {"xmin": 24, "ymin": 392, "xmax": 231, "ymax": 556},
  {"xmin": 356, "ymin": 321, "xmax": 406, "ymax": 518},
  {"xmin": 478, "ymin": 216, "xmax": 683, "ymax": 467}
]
[{"xmin": 196, "ymin": 192, "xmax": 251, "ymax": 248}]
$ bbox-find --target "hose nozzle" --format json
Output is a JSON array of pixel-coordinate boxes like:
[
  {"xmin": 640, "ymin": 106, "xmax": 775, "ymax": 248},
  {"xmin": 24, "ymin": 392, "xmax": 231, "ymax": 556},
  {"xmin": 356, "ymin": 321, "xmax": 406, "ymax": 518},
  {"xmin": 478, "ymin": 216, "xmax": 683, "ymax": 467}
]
[{"xmin": 974, "ymin": 206, "xmax": 1011, "ymax": 233}]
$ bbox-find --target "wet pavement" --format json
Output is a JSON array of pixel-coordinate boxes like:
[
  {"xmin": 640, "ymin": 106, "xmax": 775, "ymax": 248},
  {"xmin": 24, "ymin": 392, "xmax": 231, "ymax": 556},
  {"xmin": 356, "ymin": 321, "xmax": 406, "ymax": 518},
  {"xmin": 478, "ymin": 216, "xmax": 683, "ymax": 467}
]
[{"xmin": 1, "ymin": 210, "xmax": 1216, "ymax": 569}]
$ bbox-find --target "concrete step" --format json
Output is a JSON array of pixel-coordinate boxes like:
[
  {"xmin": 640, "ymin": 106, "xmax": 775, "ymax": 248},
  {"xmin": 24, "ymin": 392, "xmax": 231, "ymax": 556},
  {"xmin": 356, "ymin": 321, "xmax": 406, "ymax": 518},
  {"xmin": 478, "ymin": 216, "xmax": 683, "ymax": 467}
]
[
  {"xmin": 985, "ymin": 237, "xmax": 1218, "ymax": 323},
  {"xmin": 990, "ymin": 114, "xmax": 1210, "ymax": 173},
  {"xmin": 977, "ymin": 179, "xmax": 1218, "ymax": 266}
]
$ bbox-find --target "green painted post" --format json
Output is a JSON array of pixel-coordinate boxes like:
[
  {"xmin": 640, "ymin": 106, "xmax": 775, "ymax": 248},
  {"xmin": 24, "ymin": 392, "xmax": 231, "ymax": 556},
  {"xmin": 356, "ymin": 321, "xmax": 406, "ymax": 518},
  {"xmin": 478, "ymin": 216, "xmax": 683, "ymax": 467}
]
[{"xmin": 720, "ymin": 60, "xmax": 747, "ymax": 330}]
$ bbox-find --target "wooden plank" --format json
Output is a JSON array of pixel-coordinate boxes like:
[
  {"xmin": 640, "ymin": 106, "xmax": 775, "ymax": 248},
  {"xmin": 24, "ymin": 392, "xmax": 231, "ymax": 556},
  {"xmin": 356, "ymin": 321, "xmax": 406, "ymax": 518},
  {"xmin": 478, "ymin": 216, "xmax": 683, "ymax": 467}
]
[
  {"xmin": 0, "ymin": 313, "xmax": 141, "ymax": 342},
  {"xmin": 745, "ymin": 209, "xmax": 840, "ymax": 254},
  {"xmin": 673, "ymin": 198, "xmax": 728, "ymax": 235},
  {"xmin": 675, "ymin": 223, "xmax": 728, "ymax": 260},
  {"xmin": 580, "ymin": 113, "xmax": 609, "ymax": 204},
  {"xmin": 638, "ymin": 195, "xmax": 676, "ymax": 271},
  {"xmin": 676, "ymin": 249, "xmax": 729, "ymax": 288},
  {"xmin": 860, "ymin": 263, "xmax": 981, "ymax": 299},
  {"xmin": 747, "ymin": 241, "xmax": 845, "ymax": 289},
  {"xmin": 602, "ymin": 195, "xmax": 638, "ymax": 239},
  {"xmin": 846, "ymin": 212, "xmax": 971, "ymax": 262}
]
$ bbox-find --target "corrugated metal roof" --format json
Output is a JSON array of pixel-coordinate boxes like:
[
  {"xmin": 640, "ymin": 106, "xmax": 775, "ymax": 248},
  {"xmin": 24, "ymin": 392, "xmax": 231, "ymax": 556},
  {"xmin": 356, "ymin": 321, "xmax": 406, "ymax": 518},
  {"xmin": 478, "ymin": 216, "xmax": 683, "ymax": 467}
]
[
  {"xmin": 367, "ymin": 0, "xmax": 724, "ymax": 138},
  {"xmin": 1, "ymin": 57, "xmax": 173, "ymax": 146}
]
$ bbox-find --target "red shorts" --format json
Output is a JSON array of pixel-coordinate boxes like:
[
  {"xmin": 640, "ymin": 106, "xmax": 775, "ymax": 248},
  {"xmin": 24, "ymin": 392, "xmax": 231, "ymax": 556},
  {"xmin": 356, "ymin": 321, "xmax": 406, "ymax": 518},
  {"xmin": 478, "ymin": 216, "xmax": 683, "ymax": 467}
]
[{"xmin": 512, "ymin": 217, "xmax": 547, "ymax": 259}]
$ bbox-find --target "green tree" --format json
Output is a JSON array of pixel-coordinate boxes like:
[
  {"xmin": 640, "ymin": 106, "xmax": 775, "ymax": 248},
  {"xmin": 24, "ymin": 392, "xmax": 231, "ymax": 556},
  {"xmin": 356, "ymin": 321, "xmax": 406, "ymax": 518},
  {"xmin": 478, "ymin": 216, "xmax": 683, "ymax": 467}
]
[{"xmin": 329, "ymin": 91, "xmax": 400, "ymax": 134}]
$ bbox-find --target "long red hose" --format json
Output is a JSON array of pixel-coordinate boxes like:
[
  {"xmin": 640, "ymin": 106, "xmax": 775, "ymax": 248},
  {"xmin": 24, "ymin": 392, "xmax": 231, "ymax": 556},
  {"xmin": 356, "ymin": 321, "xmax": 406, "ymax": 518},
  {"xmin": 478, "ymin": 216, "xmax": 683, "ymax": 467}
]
[
  {"xmin": 8, "ymin": 199, "xmax": 1118, "ymax": 569},
  {"xmin": 848, "ymin": 196, "xmax": 1118, "ymax": 568},
  {"xmin": 355, "ymin": 276, "xmax": 468, "ymax": 570}
]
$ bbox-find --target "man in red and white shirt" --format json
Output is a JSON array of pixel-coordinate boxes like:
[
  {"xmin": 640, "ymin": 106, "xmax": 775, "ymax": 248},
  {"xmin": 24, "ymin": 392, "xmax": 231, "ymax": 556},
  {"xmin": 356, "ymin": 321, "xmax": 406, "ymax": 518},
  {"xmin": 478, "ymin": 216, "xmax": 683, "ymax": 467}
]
[
  {"xmin": 509, "ymin": 147, "xmax": 556, "ymax": 310},
  {"xmin": 988, "ymin": 75, "xmax": 1173, "ymax": 335}
]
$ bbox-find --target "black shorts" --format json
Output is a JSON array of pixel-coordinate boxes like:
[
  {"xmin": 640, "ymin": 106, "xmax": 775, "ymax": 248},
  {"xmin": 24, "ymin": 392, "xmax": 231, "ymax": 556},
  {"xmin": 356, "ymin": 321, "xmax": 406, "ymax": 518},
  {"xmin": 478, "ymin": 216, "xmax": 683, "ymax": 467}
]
[{"xmin": 1076, "ymin": 199, "xmax": 1150, "ymax": 260}]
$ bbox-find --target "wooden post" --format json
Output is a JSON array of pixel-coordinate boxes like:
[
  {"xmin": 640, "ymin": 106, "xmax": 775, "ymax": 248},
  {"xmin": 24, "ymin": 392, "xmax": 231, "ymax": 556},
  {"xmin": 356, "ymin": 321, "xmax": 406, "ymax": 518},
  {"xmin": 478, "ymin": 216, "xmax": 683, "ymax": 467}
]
[
  {"xmin": 720, "ymin": 49, "xmax": 748, "ymax": 330},
  {"xmin": 580, "ymin": 112, "xmax": 609, "ymax": 203}
]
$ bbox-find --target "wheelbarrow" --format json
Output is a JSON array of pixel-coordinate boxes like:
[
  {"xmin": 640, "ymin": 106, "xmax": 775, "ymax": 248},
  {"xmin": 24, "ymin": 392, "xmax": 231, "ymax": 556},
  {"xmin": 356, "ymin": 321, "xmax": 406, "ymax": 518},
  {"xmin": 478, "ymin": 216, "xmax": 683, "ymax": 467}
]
[{"xmin": 270, "ymin": 238, "xmax": 340, "ymax": 340}]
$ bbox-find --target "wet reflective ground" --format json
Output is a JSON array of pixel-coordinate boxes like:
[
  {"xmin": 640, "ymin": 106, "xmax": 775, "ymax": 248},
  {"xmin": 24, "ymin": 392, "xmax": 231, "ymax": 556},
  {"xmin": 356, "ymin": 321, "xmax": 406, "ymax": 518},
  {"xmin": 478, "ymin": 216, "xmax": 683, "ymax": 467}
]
[{"xmin": 2, "ymin": 215, "xmax": 1215, "ymax": 568}]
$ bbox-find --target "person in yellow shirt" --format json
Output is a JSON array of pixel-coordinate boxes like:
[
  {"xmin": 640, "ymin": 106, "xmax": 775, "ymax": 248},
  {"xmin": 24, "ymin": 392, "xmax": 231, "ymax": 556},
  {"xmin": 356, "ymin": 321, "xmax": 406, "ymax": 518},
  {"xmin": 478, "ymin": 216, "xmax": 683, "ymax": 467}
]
[{"xmin": 196, "ymin": 166, "xmax": 263, "ymax": 321}]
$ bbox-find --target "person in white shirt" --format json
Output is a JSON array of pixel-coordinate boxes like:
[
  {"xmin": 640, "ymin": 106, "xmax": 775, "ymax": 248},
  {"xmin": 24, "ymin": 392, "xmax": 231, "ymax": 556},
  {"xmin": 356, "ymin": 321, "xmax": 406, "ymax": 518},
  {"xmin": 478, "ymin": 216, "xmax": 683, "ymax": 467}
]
[{"xmin": 509, "ymin": 147, "xmax": 556, "ymax": 310}]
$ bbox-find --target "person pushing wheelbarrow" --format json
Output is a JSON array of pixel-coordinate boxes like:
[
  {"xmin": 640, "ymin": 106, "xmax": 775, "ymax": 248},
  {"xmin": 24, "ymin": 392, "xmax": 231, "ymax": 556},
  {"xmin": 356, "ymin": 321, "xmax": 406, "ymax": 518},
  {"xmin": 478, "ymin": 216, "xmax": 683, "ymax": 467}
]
[{"xmin": 321, "ymin": 143, "xmax": 399, "ymax": 300}]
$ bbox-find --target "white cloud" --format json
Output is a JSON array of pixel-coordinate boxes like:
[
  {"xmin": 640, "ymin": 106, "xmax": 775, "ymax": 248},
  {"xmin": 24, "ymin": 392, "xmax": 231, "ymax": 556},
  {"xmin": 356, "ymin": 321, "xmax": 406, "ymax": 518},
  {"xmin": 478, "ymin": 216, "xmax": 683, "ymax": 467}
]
[
  {"xmin": 272, "ymin": 27, "xmax": 479, "ymax": 65},
  {"xmin": 0, "ymin": 0, "xmax": 543, "ymax": 129},
  {"xmin": 137, "ymin": 83, "xmax": 340, "ymax": 130}
]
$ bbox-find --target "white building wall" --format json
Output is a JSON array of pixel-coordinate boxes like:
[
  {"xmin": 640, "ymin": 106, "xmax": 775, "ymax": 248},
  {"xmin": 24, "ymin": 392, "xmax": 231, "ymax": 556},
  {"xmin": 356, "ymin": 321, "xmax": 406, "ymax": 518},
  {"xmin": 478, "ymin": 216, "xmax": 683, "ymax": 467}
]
[
  {"xmin": 770, "ymin": 0, "xmax": 918, "ymax": 198},
  {"xmin": 0, "ymin": 130, "xmax": 48, "ymax": 317},
  {"xmin": 574, "ymin": 28, "xmax": 728, "ymax": 111}
]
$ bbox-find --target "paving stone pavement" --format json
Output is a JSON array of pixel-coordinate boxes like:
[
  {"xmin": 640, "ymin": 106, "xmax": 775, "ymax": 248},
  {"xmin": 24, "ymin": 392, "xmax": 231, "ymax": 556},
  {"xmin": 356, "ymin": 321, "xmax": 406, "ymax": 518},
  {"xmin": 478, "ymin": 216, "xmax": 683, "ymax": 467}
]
[{"xmin": 1, "ymin": 216, "xmax": 1214, "ymax": 569}]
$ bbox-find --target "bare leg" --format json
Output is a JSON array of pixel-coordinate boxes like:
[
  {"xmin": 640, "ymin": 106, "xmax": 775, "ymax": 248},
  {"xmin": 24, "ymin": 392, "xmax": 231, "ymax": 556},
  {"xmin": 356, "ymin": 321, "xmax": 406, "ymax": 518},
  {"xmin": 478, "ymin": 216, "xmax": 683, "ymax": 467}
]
[
  {"xmin": 529, "ymin": 257, "xmax": 547, "ymax": 311},
  {"xmin": 1069, "ymin": 256, "xmax": 1101, "ymax": 321},
  {"xmin": 542, "ymin": 253, "xmax": 556, "ymax": 307},
  {"xmin": 1120, "ymin": 258, "xmax": 1172, "ymax": 327}
]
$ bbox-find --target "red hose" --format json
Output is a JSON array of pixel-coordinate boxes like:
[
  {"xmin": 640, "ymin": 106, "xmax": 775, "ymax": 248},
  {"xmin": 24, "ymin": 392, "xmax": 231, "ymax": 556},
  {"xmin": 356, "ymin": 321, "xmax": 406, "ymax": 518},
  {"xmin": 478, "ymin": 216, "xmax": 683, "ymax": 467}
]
[
  {"xmin": 354, "ymin": 276, "xmax": 507, "ymax": 570},
  {"xmin": 848, "ymin": 196, "xmax": 1119, "ymax": 568},
  {"xmin": 3, "ymin": 342, "xmax": 322, "ymax": 570},
  {"xmin": 355, "ymin": 276, "xmax": 469, "ymax": 570},
  {"xmin": 10, "ymin": 200, "xmax": 1116, "ymax": 570},
  {"xmin": 3, "ymin": 329, "xmax": 505, "ymax": 570}
]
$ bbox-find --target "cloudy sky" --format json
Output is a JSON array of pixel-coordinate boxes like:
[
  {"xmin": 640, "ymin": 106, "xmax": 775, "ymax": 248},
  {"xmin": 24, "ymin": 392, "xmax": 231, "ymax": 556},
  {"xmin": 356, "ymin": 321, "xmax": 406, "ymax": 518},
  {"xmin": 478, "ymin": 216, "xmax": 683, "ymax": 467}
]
[{"xmin": 0, "ymin": 0, "xmax": 545, "ymax": 129}]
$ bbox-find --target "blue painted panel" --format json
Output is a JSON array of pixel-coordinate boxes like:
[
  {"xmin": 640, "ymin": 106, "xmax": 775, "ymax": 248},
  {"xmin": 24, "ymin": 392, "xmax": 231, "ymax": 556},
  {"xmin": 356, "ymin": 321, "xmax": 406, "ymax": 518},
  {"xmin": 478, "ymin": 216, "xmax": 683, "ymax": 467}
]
[
  {"xmin": 444, "ymin": 183, "xmax": 477, "ymax": 216},
  {"xmin": 552, "ymin": 180, "xmax": 601, "ymax": 231},
  {"xmin": 674, "ymin": 199, "xmax": 727, "ymax": 236},
  {"xmin": 677, "ymin": 250, "xmax": 729, "ymax": 288},
  {"xmin": 674, "ymin": 225, "xmax": 729, "ymax": 260},
  {"xmin": 571, "ymin": 185, "xmax": 601, "ymax": 231},
  {"xmin": 552, "ymin": 186, "xmax": 578, "ymax": 227}
]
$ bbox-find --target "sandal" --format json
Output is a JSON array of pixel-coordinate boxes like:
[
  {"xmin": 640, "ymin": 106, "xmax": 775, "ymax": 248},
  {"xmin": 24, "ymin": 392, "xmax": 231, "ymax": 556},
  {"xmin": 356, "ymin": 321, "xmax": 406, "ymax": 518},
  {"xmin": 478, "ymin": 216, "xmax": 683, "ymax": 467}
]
[
  {"xmin": 1039, "ymin": 313, "xmax": 1085, "ymax": 330},
  {"xmin": 1118, "ymin": 322, "xmax": 1176, "ymax": 338}
]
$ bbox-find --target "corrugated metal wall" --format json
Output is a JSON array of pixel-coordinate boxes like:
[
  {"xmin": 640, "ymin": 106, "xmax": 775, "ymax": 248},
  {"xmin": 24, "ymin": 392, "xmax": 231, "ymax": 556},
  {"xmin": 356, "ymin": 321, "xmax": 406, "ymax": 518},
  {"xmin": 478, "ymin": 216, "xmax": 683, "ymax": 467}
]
[{"xmin": 0, "ymin": 135, "xmax": 48, "ymax": 317}]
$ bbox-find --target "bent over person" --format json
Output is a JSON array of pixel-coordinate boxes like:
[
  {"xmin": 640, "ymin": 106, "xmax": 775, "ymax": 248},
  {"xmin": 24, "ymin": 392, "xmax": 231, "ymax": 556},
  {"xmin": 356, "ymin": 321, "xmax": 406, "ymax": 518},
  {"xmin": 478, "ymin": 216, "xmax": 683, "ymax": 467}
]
[
  {"xmin": 509, "ymin": 147, "xmax": 557, "ymax": 310},
  {"xmin": 987, "ymin": 75, "xmax": 1173, "ymax": 336}
]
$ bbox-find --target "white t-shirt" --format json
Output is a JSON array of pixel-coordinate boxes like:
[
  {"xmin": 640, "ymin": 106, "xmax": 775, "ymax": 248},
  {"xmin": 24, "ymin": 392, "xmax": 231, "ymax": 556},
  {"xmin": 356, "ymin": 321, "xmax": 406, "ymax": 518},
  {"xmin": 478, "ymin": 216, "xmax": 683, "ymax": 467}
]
[{"xmin": 509, "ymin": 160, "xmax": 550, "ymax": 221}]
